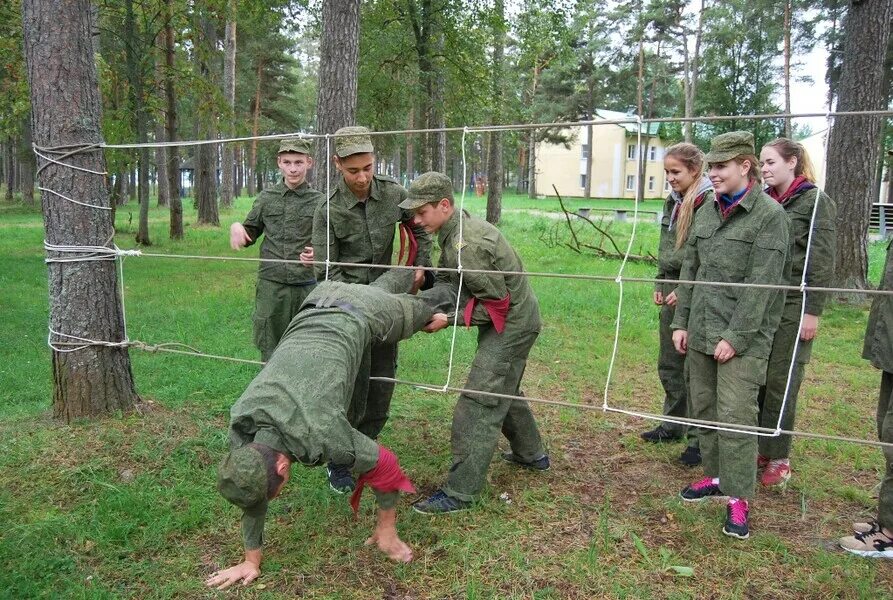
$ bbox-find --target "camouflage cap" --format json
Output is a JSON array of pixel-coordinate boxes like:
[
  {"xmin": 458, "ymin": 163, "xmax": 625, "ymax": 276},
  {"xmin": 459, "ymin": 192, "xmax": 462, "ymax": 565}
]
[
  {"xmin": 217, "ymin": 445, "xmax": 268, "ymax": 510},
  {"xmin": 278, "ymin": 137, "xmax": 313, "ymax": 156},
  {"xmin": 399, "ymin": 171, "xmax": 453, "ymax": 210},
  {"xmin": 334, "ymin": 126, "xmax": 374, "ymax": 158},
  {"xmin": 704, "ymin": 131, "xmax": 755, "ymax": 163}
]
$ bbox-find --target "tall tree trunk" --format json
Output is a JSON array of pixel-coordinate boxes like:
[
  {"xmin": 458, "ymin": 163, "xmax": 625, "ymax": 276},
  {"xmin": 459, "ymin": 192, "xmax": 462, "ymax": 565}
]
[
  {"xmin": 783, "ymin": 0, "xmax": 792, "ymax": 138},
  {"xmin": 527, "ymin": 127, "xmax": 537, "ymax": 198},
  {"xmin": 194, "ymin": 12, "xmax": 219, "ymax": 226},
  {"xmin": 486, "ymin": 0, "xmax": 505, "ymax": 224},
  {"xmin": 247, "ymin": 59, "xmax": 262, "ymax": 197},
  {"xmin": 826, "ymin": 0, "xmax": 893, "ymax": 290},
  {"xmin": 406, "ymin": 105, "xmax": 415, "ymax": 179},
  {"xmin": 5, "ymin": 138, "xmax": 15, "ymax": 201},
  {"xmin": 153, "ymin": 34, "xmax": 168, "ymax": 208},
  {"xmin": 22, "ymin": 0, "xmax": 138, "ymax": 421},
  {"xmin": 163, "ymin": 0, "xmax": 181, "ymax": 239},
  {"xmin": 234, "ymin": 144, "xmax": 243, "ymax": 198},
  {"xmin": 20, "ymin": 117, "xmax": 36, "ymax": 205},
  {"xmin": 683, "ymin": 0, "xmax": 705, "ymax": 143},
  {"xmin": 314, "ymin": 0, "xmax": 360, "ymax": 187},
  {"xmin": 125, "ymin": 0, "xmax": 151, "ymax": 245},
  {"xmin": 220, "ymin": 0, "xmax": 237, "ymax": 209}
]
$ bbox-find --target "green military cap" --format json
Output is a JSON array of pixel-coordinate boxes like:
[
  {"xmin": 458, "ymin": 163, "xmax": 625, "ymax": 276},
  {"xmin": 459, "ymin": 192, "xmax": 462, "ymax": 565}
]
[
  {"xmin": 278, "ymin": 137, "xmax": 313, "ymax": 155},
  {"xmin": 334, "ymin": 126, "xmax": 374, "ymax": 157},
  {"xmin": 217, "ymin": 445, "xmax": 268, "ymax": 510},
  {"xmin": 399, "ymin": 171, "xmax": 454, "ymax": 210},
  {"xmin": 705, "ymin": 131, "xmax": 755, "ymax": 163}
]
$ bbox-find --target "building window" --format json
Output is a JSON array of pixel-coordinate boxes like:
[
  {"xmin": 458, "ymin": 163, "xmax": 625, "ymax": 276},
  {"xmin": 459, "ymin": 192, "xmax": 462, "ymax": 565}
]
[
  {"xmin": 582, "ymin": 144, "xmax": 590, "ymax": 159},
  {"xmin": 664, "ymin": 178, "xmax": 670, "ymax": 192},
  {"xmin": 627, "ymin": 144, "xmax": 637, "ymax": 160},
  {"xmin": 648, "ymin": 176, "xmax": 655, "ymax": 191},
  {"xmin": 649, "ymin": 145, "xmax": 657, "ymax": 161},
  {"xmin": 626, "ymin": 175, "xmax": 635, "ymax": 191},
  {"xmin": 580, "ymin": 174, "xmax": 588, "ymax": 188}
]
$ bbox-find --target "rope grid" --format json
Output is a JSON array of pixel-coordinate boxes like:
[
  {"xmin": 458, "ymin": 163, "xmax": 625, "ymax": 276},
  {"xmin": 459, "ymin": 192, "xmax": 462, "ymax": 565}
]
[{"xmin": 32, "ymin": 109, "xmax": 893, "ymax": 450}]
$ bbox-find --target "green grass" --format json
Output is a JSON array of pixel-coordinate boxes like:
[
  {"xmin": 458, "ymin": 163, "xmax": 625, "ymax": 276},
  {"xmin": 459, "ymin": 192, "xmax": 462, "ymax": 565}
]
[{"xmin": 1, "ymin": 191, "xmax": 892, "ymax": 598}]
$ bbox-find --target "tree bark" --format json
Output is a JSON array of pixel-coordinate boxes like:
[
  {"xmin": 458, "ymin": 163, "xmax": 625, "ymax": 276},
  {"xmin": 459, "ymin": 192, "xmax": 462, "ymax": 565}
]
[
  {"xmin": 22, "ymin": 0, "xmax": 138, "ymax": 421},
  {"xmin": 194, "ymin": 11, "xmax": 219, "ymax": 226},
  {"xmin": 247, "ymin": 59, "xmax": 262, "ymax": 197},
  {"xmin": 163, "ymin": 0, "xmax": 181, "ymax": 239},
  {"xmin": 124, "ymin": 0, "xmax": 151, "ymax": 245},
  {"xmin": 5, "ymin": 138, "xmax": 16, "ymax": 201},
  {"xmin": 486, "ymin": 0, "xmax": 505, "ymax": 224},
  {"xmin": 220, "ymin": 0, "xmax": 237, "ymax": 209},
  {"xmin": 314, "ymin": 0, "xmax": 360, "ymax": 188},
  {"xmin": 153, "ymin": 33, "xmax": 168, "ymax": 208},
  {"xmin": 826, "ymin": 0, "xmax": 893, "ymax": 290},
  {"xmin": 683, "ymin": 0, "xmax": 705, "ymax": 143},
  {"xmin": 783, "ymin": 0, "xmax": 792, "ymax": 138}
]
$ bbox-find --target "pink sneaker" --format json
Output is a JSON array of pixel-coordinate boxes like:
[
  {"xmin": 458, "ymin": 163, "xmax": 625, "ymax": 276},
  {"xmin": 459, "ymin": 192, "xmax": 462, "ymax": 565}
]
[
  {"xmin": 760, "ymin": 459, "xmax": 791, "ymax": 487},
  {"xmin": 757, "ymin": 454, "xmax": 769, "ymax": 470}
]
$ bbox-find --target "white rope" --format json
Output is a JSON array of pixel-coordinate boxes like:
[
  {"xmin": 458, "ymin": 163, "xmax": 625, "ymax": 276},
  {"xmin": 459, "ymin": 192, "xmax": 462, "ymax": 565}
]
[
  {"xmin": 44, "ymin": 241, "xmax": 142, "ymax": 263},
  {"xmin": 33, "ymin": 147, "xmax": 107, "ymax": 176},
  {"xmin": 602, "ymin": 116, "xmax": 643, "ymax": 410},
  {"xmin": 38, "ymin": 186, "xmax": 112, "ymax": 210},
  {"xmin": 324, "ymin": 134, "xmax": 331, "ymax": 281},
  {"xmin": 440, "ymin": 127, "xmax": 469, "ymax": 392}
]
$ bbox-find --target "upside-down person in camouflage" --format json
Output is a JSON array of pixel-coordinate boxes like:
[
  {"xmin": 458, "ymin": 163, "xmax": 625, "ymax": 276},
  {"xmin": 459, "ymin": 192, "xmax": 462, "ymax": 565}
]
[
  {"xmin": 402, "ymin": 171, "xmax": 550, "ymax": 515},
  {"xmin": 205, "ymin": 270, "xmax": 446, "ymax": 589},
  {"xmin": 311, "ymin": 126, "xmax": 432, "ymax": 494}
]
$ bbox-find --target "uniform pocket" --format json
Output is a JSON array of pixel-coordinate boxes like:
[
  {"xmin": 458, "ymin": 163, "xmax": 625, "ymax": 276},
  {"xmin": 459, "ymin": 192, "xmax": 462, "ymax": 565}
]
[{"xmin": 463, "ymin": 355, "xmax": 511, "ymax": 408}]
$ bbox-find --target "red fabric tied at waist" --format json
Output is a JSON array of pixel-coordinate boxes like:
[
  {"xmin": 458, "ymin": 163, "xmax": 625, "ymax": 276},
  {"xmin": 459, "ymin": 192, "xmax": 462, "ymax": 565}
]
[
  {"xmin": 463, "ymin": 293, "xmax": 511, "ymax": 333},
  {"xmin": 397, "ymin": 222, "xmax": 418, "ymax": 267},
  {"xmin": 349, "ymin": 445, "xmax": 416, "ymax": 515}
]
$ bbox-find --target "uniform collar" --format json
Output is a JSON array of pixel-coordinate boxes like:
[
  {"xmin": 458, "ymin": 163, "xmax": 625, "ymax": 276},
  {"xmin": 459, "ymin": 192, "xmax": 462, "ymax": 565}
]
[
  {"xmin": 438, "ymin": 208, "xmax": 462, "ymax": 246},
  {"xmin": 337, "ymin": 175, "xmax": 381, "ymax": 208},
  {"xmin": 274, "ymin": 179, "xmax": 309, "ymax": 197}
]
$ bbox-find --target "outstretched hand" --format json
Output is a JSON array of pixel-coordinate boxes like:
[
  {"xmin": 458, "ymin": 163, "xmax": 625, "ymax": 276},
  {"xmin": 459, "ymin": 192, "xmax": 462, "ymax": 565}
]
[{"xmin": 205, "ymin": 560, "xmax": 261, "ymax": 590}]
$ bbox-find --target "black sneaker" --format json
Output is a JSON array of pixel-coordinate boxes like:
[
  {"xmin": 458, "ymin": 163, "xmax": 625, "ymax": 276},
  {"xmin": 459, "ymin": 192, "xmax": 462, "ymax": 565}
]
[
  {"xmin": 722, "ymin": 498, "xmax": 750, "ymax": 539},
  {"xmin": 326, "ymin": 462, "xmax": 355, "ymax": 494},
  {"xmin": 501, "ymin": 452, "xmax": 550, "ymax": 471},
  {"xmin": 679, "ymin": 446, "xmax": 702, "ymax": 467},
  {"xmin": 680, "ymin": 477, "xmax": 728, "ymax": 502},
  {"xmin": 640, "ymin": 425, "xmax": 682, "ymax": 443},
  {"xmin": 412, "ymin": 490, "xmax": 472, "ymax": 515}
]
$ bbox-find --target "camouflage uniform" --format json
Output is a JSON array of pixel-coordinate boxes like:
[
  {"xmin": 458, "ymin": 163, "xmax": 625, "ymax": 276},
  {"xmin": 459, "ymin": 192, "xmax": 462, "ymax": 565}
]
[
  {"xmin": 654, "ymin": 183, "xmax": 713, "ymax": 442},
  {"xmin": 757, "ymin": 186, "xmax": 837, "ymax": 459},
  {"xmin": 864, "ymin": 240, "xmax": 893, "ymax": 529},
  {"xmin": 241, "ymin": 138, "xmax": 323, "ymax": 361},
  {"xmin": 407, "ymin": 173, "xmax": 546, "ymax": 503},
  {"xmin": 311, "ymin": 127, "xmax": 432, "ymax": 442},
  {"xmin": 672, "ymin": 133, "xmax": 791, "ymax": 500},
  {"xmin": 226, "ymin": 271, "xmax": 434, "ymax": 549}
]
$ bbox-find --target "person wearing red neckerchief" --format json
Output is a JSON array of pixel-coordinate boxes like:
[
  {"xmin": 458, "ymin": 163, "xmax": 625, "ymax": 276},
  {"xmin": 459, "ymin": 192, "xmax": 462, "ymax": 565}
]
[
  {"xmin": 756, "ymin": 138, "xmax": 837, "ymax": 489},
  {"xmin": 401, "ymin": 171, "xmax": 550, "ymax": 515},
  {"xmin": 671, "ymin": 131, "xmax": 791, "ymax": 540}
]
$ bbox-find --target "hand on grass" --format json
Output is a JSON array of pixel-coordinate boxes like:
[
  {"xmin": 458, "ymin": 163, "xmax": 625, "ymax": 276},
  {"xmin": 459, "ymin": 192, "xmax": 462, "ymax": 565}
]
[{"xmin": 205, "ymin": 560, "xmax": 260, "ymax": 590}]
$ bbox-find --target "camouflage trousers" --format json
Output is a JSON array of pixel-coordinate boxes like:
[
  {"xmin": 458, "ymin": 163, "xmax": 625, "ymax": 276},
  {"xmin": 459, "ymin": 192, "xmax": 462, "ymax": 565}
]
[
  {"xmin": 357, "ymin": 341, "xmax": 397, "ymax": 441},
  {"xmin": 877, "ymin": 371, "xmax": 893, "ymax": 529},
  {"xmin": 757, "ymin": 314, "xmax": 812, "ymax": 459},
  {"xmin": 688, "ymin": 349, "xmax": 767, "ymax": 499},
  {"xmin": 443, "ymin": 327, "xmax": 545, "ymax": 502},
  {"xmin": 657, "ymin": 299, "xmax": 698, "ymax": 446},
  {"xmin": 252, "ymin": 277, "xmax": 316, "ymax": 362}
]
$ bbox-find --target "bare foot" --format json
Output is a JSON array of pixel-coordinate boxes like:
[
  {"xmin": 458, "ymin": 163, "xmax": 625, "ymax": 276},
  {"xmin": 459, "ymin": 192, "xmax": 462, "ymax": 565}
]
[{"xmin": 365, "ymin": 530, "xmax": 413, "ymax": 562}]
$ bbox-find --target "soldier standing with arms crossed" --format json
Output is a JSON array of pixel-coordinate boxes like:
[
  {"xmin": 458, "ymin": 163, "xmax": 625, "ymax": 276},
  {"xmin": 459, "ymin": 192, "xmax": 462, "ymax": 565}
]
[
  {"xmin": 230, "ymin": 138, "xmax": 323, "ymax": 361},
  {"xmin": 312, "ymin": 126, "xmax": 431, "ymax": 493}
]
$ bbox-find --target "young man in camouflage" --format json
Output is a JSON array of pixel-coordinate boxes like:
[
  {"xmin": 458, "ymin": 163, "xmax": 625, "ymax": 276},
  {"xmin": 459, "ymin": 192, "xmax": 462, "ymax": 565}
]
[
  {"xmin": 401, "ymin": 171, "xmax": 549, "ymax": 515},
  {"xmin": 312, "ymin": 126, "xmax": 431, "ymax": 493},
  {"xmin": 839, "ymin": 240, "xmax": 893, "ymax": 558},
  {"xmin": 230, "ymin": 138, "xmax": 323, "ymax": 361},
  {"xmin": 205, "ymin": 271, "xmax": 446, "ymax": 590}
]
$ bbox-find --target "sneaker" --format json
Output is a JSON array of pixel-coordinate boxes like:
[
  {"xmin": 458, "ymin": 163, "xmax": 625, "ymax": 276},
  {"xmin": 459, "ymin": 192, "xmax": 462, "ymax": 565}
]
[
  {"xmin": 326, "ymin": 463, "xmax": 355, "ymax": 494},
  {"xmin": 839, "ymin": 529, "xmax": 893, "ymax": 559},
  {"xmin": 757, "ymin": 454, "xmax": 770, "ymax": 470},
  {"xmin": 760, "ymin": 459, "xmax": 791, "ymax": 488},
  {"xmin": 680, "ymin": 477, "xmax": 728, "ymax": 502},
  {"xmin": 640, "ymin": 425, "xmax": 682, "ymax": 443},
  {"xmin": 501, "ymin": 452, "xmax": 550, "ymax": 471},
  {"xmin": 853, "ymin": 520, "xmax": 881, "ymax": 535},
  {"xmin": 723, "ymin": 498, "xmax": 750, "ymax": 539},
  {"xmin": 678, "ymin": 446, "xmax": 702, "ymax": 467},
  {"xmin": 412, "ymin": 490, "xmax": 472, "ymax": 515}
]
